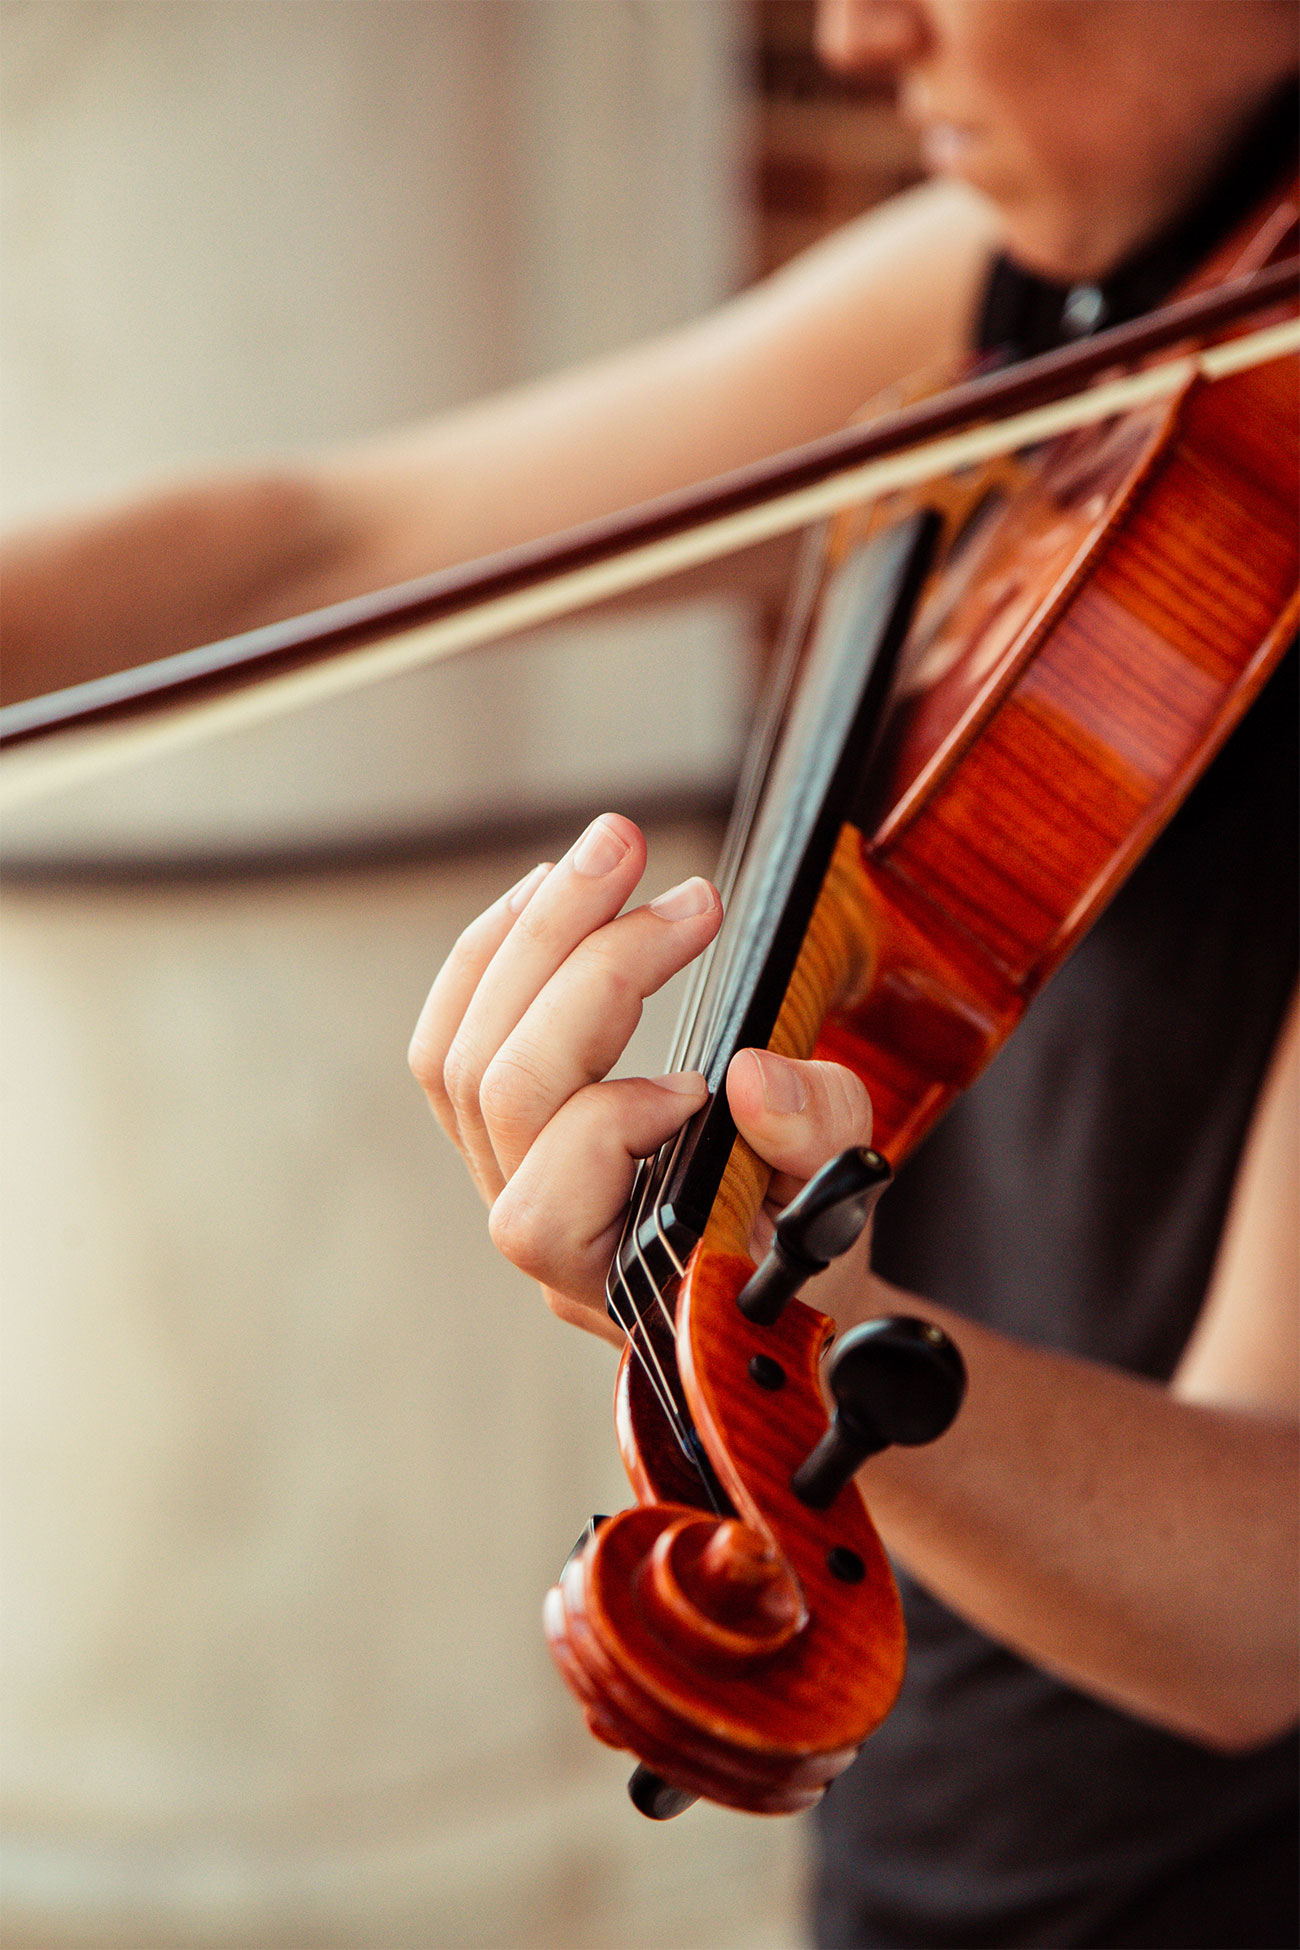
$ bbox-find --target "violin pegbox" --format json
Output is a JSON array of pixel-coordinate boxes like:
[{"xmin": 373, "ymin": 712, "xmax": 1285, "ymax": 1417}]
[
  {"xmin": 737, "ymin": 1146, "xmax": 967, "ymax": 1505},
  {"xmin": 792, "ymin": 1314, "xmax": 967, "ymax": 1509},
  {"xmin": 544, "ymin": 1154, "xmax": 968, "ymax": 1819},
  {"xmin": 545, "ymin": 1243, "xmax": 907, "ymax": 1817}
]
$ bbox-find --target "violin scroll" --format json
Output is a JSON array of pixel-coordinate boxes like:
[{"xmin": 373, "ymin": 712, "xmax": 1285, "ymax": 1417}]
[{"xmin": 546, "ymin": 1158, "xmax": 968, "ymax": 1820}]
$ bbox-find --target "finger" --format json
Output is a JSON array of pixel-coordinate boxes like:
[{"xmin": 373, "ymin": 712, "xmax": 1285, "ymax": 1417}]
[
  {"xmin": 725, "ymin": 1050, "xmax": 874, "ymax": 1210},
  {"xmin": 445, "ymin": 813, "xmax": 646, "ymax": 1192},
  {"xmin": 488, "ymin": 1071, "xmax": 708, "ymax": 1344},
  {"xmin": 409, "ymin": 860, "xmax": 553, "ymax": 1157},
  {"xmin": 480, "ymin": 874, "xmax": 721, "ymax": 1178}
]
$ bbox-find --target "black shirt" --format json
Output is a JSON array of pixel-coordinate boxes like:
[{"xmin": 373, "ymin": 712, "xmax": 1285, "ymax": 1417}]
[{"xmin": 811, "ymin": 87, "xmax": 1300, "ymax": 1950}]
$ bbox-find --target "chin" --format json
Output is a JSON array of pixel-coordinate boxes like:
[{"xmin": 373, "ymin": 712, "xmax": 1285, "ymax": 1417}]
[
  {"xmin": 995, "ymin": 202, "xmax": 1126, "ymax": 287},
  {"xmin": 929, "ymin": 164, "xmax": 1117, "ymax": 286}
]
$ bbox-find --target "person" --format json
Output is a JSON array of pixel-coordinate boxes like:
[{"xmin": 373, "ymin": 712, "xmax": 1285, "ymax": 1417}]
[
  {"xmin": 5, "ymin": 4, "xmax": 1288, "ymax": 708},
  {"xmin": 7, "ymin": 5, "xmax": 1297, "ymax": 1945},
  {"xmin": 405, "ymin": 8, "xmax": 1299, "ymax": 1948}
]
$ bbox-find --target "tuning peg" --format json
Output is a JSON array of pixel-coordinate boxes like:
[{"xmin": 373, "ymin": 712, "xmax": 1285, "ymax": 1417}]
[
  {"xmin": 628, "ymin": 1763, "xmax": 698, "ymax": 1820},
  {"xmin": 737, "ymin": 1146, "xmax": 892, "ymax": 1326},
  {"xmin": 791, "ymin": 1316, "xmax": 966, "ymax": 1510},
  {"xmin": 559, "ymin": 1514, "xmax": 608, "ymax": 1578}
]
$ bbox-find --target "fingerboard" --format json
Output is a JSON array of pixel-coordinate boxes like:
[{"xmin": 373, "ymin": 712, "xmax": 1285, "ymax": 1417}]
[{"xmin": 607, "ymin": 508, "xmax": 938, "ymax": 1340}]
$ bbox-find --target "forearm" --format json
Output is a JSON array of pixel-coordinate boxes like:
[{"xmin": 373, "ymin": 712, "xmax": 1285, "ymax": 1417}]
[
  {"xmin": 843, "ymin": 1271, "xmax": 1299, "ymax": 1750},
  {"xmin": 0, "ymin": 467, "xmax": 364, "ymax": 703},
  {"xmin": 3, "ymin": 179, "xmax": 991, "ymax": 702}
]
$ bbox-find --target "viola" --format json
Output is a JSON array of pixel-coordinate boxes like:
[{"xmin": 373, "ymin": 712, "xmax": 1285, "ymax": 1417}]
[{"xmin": 3, "ymin": 183, "xmax": 1296, "ymax": 1826}]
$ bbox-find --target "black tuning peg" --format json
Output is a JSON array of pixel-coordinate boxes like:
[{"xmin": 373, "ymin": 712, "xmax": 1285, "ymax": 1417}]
[
  {"xmin": 791, "ymin": 1316, "xmax": 967, "ymax": 1510},
  {"xmin": 737, "ymin": 1147, "xmax": 892, "ymax": 1326},
  {"xmin": 628, "ymin": 1763, "xmax": 698, "ymax": 1820},
  {"xmin": 559, "ymin": 1514, "xmax": 608, "ymax": 1578}
]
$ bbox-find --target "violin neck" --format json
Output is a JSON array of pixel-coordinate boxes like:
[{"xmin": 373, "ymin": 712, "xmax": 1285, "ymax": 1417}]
[{"xmin": 606, "ymin": 510, "xmax": 939, "ymax": 1332}]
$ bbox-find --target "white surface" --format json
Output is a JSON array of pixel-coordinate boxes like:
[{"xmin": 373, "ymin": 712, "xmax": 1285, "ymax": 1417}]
[{"xmin": 1, "ymin": 834, "xmax": 805, "ymax": 1950}]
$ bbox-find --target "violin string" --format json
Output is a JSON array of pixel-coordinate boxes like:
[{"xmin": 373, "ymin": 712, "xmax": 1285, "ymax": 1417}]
[
  {"xmin": 625, "ymin": 1326, "xmax": 688, "ymax": 1444},
  {"xmin": 630, "ymin": 1178, "xmax": 686, "ymax": 1350},
  {"xmin": 604, "ymin": 1261, "xmax": 700, "ymax": 1461},
  {"xmin": 708, "ymin": 528, "xmax": 831, "ymax": 923},
  {"xmin": 623, "ymin": 1194, "xmax": 685, "ymax": 1362},
  {"xmin": 646, "ymin": 1196, "xmax": 687, "ymax": 1354},
  {"xmin": 604, "ymin": 1184, "xmax": 719, "ymax": 1487},
  {"xmin": 616, "ymin": 1305, "xmax": 720, "ymax": 1511},
  {"xmin": 613, "ymin": 1147, "xmax": 670, "ymax": 1352},
  {"xmin": 631, "ymin": 527, "xmax": 836, "ymax": 1354},
  {"xmin": 615, "ymin": 531, "xmax": 836, "ymax": 1361},
  {"xmin": 669, "ymin": 527, "xmax": 831, "ymax": 1093},
  {"xmin": 606, "ymin": 1293, "xmax": 680, "ymax": 1434},
  {"xmin": 604, "ymin": 1263, "xmax": 678, "ymax": 1404},
  {"xmin": 635, "ymin": 1194, "xmax": 732, "ymax": 1516}
]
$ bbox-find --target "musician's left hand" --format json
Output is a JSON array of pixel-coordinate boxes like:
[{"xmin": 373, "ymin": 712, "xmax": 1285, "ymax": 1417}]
[
  {"xmin": 409, "ymin": 814, "xmax": 878, "ymax": 1346},
  {"xmin": 411, "ymin": 815, "xmax": 1300, "ymax": 1752}
]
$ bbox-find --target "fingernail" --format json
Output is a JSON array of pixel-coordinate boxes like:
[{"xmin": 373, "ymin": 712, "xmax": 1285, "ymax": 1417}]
[
  {"xmin": 754, "ymin": 1049, "xmax": 808, "ymax": 1115},
  {"xmin": 505, "ymin": 862, "xmax": 551, "ymax": 913},
  {"xmin": 653, "ymin": 1070, "xmax": 708, "ymax": 1097},
  {"xmin": 572, "ymin": 816, "xmax": 630, "ymax": 879},
  {"xmin": 649, "ymin": 876, "xmax": 715, "ymax": 922}
]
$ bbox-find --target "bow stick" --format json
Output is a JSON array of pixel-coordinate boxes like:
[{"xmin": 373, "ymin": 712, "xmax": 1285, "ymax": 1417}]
[{"xmin": 2, "ymin": 258, "xmax": 1296, "ymax": 812}]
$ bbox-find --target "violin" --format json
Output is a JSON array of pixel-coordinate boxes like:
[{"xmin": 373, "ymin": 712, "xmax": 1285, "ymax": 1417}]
[
  {"xmin": 3, "ymin": 178, "xmax": 1296, "ymax": 1826},
  {"xmin": 543, "ymin": 189, "xmax": 1299, "ymax": 1818}
]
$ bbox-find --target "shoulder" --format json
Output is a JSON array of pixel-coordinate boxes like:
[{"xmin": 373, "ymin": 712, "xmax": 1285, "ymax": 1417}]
[{"xmin": 690, "ymin": 179, "xmax": 1004, "ymax": 438}]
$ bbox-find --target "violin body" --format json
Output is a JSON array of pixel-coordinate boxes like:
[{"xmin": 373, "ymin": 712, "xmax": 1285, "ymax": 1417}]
[
  {"xmin": 829, "ymin": 325, "xmax": 1298, "ymax": 1162},
  {"xmin": 546, "ymin": 197, "xmax": 1299, "ymax": 1814}
]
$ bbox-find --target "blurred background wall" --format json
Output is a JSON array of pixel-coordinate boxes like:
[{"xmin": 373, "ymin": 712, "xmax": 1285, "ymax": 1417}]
[{"xmin": 0, "ymin": 5, "xmax": 915, "ymax": 1945}]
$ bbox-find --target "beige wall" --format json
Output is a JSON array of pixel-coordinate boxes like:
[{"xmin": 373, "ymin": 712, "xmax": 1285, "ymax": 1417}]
[
  {"xmin": 0, "ymin": 0, "xmax": 750, "ymax": 862},
  {"xmin": 1, "ymin": 835, "xmax": 803, "ymax": 1950},
  {"xmin": 3, "ymin": 0, "xmax": 743, "ymax": 521},
  {"xmin": 3, "ymin": 0, "xmax": 519, "ymax": 519},
  {"xmin": 1, "ymin": 6, "xmax": 806, "ymax": 1946}
]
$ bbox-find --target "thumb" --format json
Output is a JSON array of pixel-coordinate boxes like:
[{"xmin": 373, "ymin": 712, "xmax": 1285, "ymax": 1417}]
[{"xmin": 725, "ymin": 1049, "xmax": 874, "ymax": 1186}]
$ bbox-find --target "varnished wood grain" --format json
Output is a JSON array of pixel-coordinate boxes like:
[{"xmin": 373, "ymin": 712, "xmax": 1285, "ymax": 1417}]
[
  {"xmin": 545, "ymin": 1247, "xmax": 904, "ymax": 1813},
  {"xmin": 546, "ymin": 195, "xmax": 1298, "ymax": 1819},
  {"xmin": 702, "ymin": 822, "xmax": 879, "ymax": 1259},
  {"xmin": 827, "ymin": 341, "xmax": 1298, "ymax": 1161}
]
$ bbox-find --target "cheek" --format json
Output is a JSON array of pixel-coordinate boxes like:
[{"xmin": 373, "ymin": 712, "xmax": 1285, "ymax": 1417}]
[
  {"xmin": 933, "ymin": 0, "xmax": 1121, "ymax": 182},
  {"xmin": 928, "ymin": 0, "xmax": 1062, "ymax": 94},
  {"xmin": 910, "ymin": 0, "xmax": 1215, "ymax": 277}
]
